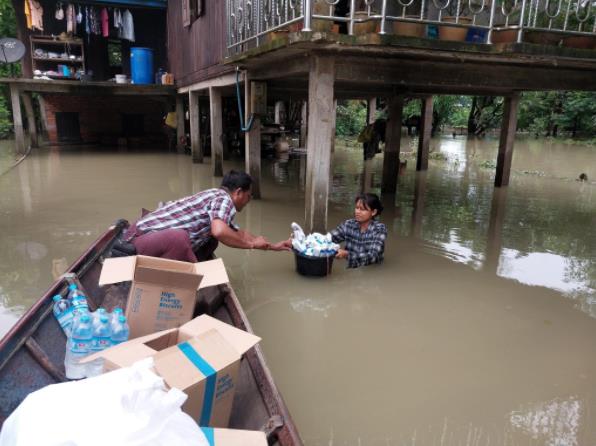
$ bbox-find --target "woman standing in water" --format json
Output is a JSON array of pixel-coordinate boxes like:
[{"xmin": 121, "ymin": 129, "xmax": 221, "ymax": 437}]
[{"xmin": 331, "ymin": 193, "xmax": 387, "ymax": 268}]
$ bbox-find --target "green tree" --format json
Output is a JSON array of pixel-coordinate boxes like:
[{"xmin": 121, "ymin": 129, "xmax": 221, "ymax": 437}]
[{"xmin": 0, "ymin": 0, "xmax": 20, "ymax": 139}]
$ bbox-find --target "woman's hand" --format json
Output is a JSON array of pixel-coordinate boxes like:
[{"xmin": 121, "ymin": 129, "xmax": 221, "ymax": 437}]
[{"xmin": 336, "ymin": 249, "xmax": 349, "ymax": 259}]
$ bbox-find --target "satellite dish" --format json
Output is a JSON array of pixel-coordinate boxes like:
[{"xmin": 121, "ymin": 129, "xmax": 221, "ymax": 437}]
[{"xmin": 0, "ymin": 38, "xmax": 26, "ymax": 63}]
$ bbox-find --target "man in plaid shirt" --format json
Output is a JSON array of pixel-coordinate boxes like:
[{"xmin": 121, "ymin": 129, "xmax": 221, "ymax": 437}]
[{"xmin": 124, "ymin": 170, "xmax": 290, "ymax": 262}]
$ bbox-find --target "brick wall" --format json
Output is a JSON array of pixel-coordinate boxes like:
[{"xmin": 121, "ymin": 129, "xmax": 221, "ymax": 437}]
[{"xmin": 42, "ymin": 94, "xmax": 167, "ymax": 145}]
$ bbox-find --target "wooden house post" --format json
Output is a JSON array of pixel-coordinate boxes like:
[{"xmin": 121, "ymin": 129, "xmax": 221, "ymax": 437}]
[
  {"xmin": 21, "ymin": 92, "xmax": 38, "ymax": 148},
  {"xmin": 305, "ymin": 55, "xmax": 335, "ymax": 233},
  {"xmin": 300, "ymin": 101, "xmax": 308, "ymax": 148},
  {"xmin": 10, "ymin": 85, "xmax": 25, "ymax": 155},
  {"xmin": 189, "ymin": 90, "xmax": 202, "ymax": 163},
  {"xmin": 37, "ymin": 96, "xmax": 49, "ymax": 140},
  {"xmin": 495, "ymin": 93, "xmax": 520, "ymax": 187},
  {"xmin": 485, "ymin": 188, "xmax": 508, "ymax": 272},
  {"xmin": 245, "ymin": 80, "xmax": 262, "ymax": 199},
  {"xmin": 209, "ymin": 87, "xmax": 224, "ymax": 177},
  {"xmin": 176, "ymin": 95, "xmax": 185, "ymax": 153},
  {"xmin": 416, "ymin": 96, "xmax": 433, "ymax": 171},
  {"xmin": 382, "ymin": 95, "xmax": 404, "ymax": 194},
  {"xmin": 362, "ymin": 97, "xmax": 376, "ymax": 193},
  {"xmin": 411, "ymin": 171, "xmax": 427, "ymax": 238}
]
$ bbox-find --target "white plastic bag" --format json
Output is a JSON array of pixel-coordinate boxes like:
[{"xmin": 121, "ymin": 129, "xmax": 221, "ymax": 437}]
[{"xmin": 0, "ymin": 359, "xmax": 209, "ymax": 446}]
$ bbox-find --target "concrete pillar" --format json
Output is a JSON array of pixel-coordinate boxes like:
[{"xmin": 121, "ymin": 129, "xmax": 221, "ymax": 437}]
[
  {"xmin": 21, "ymin": 92, "xmax": 38, "ymax": 148},
  {"xmin": 330, "ymin": 98, "xmax": 337, "ymax": 153},
  {"xmin": 411, "ymin": 171, "xmax": 427, "ymax": 238},
  {"xmin": 189, "ymin": 90, "xmax": 202, "ymax": 163},
  {"xmin": 362, "ymin": 97, "xmax": 377, "ymax": 193},
  {"xmin": 245, "ymin": 80, "xmax": 262, "ymax": 199},
  {"xmin": 382, "ymin": 95, "xmax": 404, "ymax": 194},
  {"xmin": 416, "ymin": 96, "xmax": 433, "ymax": 171},
  {"xmin": 176, "ymin": 95, "xmax": 185, "ymax": 153},
  {"xmin": 495, "ymin": 93, "xmax": 520, "ymax": 187},
  {"xmin": 209, "ymin": 87, "xmax": 224, "ymax": 177},
  {"xmin": 300, "ymin": 101, "xmax": 308, "ymax": 149},
  {"xmin": 10, "ymin": 85, "xmax": 25, "ymax": 155},
  {"xmin": 305, "ymin": 56, "xmax": 335, "ymax": 234}
]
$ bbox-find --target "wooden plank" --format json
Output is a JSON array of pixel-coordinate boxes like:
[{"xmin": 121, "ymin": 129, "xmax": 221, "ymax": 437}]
[
  {"xmin": 209, "ymin": 86, "xmax": 224, "ymax": 177},
  {"xmin": 305, "ymin": 56, "xmax": 335, "ymax": 233},
  {"xmin": 495, "ymin": 93, "xmax": 520, "ymax": 187},
  {"xmin": 382, "ymin": 95, "xmax": 404, "ymax": 194},
  {"xmin": 416, "ymin": 96, "xmax": 433, "ymax": 172},
  {"xmin": 189, "ymin": 90, "xmax": 203, "ymax": 163},
  {"xmin": 21, "ymin": 92, "xmax": 38, "ymax": 149},
  {"xmin": 10, "ymin": 85, "xmax": 25, "ymax": 155},
  {"xmin": 178, "ymin": 71, "xmax": 244, "ymax": 94},
  {"xmin": 176, "ymin": 95, "xmax": 185, "ymax": 153},
  {"xmin": 245, "ymin": 80, "xmax": 262, "ymax": 199}
]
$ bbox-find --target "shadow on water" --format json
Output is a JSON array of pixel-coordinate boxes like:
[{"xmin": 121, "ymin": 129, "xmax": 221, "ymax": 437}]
[{"xmin": 0, "ymin": 135, "xmax": 595, "ymax": 444}]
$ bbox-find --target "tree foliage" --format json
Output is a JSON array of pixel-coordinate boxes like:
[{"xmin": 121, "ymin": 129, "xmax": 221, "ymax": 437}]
[{"xmin": 0, "ymin": 0, "xmax": 19, "ymax": 138}]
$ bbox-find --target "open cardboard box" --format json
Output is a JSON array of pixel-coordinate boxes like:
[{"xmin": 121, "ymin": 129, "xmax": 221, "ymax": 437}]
[
  {"xmin": 83, "ymin": 314, "xmax": 260, "ymax": 428},
  {"xmin": 200, "ymin": 427, "xmax": 267, "ymax": 446},
  {"xmin": 99, "ymin": 255, "xmax": 229, "ymax": 338}
]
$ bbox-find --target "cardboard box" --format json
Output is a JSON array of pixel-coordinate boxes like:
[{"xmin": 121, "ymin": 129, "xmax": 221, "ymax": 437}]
[
  {"xmin": 84, "ymin": 314, "xmax": 260, "ymax": 428},
  {"xmin": 98, "ymin": 255, "xmax": 229, "ymax": 338},
  {"xmin": 200, "ymin": 427, "xmax": 267, "ymax": 446}
]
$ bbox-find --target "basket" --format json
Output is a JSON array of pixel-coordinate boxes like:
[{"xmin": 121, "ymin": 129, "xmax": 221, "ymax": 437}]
[{"xmin": 293, "ymin": 249, "xmax": 334, "ymax": 277}]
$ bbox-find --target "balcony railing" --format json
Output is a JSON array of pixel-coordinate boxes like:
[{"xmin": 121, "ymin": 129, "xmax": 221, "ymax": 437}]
[{"xmin": 226, "ymin": 0, "xmax": 596, "ymax": 56}]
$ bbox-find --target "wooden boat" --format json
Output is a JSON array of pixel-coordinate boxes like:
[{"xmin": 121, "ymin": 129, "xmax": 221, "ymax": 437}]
[{"xmin": 0, "ymin": 220, "xmax": 302, "ymax": 445}]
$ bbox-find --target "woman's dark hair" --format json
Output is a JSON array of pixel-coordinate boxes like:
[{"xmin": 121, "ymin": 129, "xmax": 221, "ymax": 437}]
[
  {"xmin": 355, "ymin": 193, "xmax": 383, "ymax": 216},
  {"xmin": 221, "ymin": 170, "xmax": 253, "ymax": 191}
]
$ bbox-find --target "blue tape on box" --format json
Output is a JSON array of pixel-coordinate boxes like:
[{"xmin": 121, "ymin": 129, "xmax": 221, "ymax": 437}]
[
  {"xmin": 200, "ymin": 427, "xmax": 215, "ymax": 446},
  {"xmin": 178, "ymin": 341, "xmax": 217, "ymax": 426}
]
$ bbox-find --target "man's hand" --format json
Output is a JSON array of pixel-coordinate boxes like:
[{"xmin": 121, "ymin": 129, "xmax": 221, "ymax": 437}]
[
  {"xmin": 269, "ymin": 238, "xmax": 292, "ymax": 251},
  {"xmin": 336, "ymin": 248, "xmax": 349, "ymax": 259},
  {"xmin": 251, "ymin": 236, "xmax": 270, "ymax": 250}
]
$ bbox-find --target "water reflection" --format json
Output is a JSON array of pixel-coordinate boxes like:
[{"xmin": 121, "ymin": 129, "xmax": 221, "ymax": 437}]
[{"xmin": 510, "ymin": 396, "xmax": 583, "ymax": 446}]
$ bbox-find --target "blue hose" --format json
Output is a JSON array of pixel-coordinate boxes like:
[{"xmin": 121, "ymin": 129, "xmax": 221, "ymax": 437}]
[{"xmin": 236, "ymin": 69, "xmax": 255, "ymax": 132}]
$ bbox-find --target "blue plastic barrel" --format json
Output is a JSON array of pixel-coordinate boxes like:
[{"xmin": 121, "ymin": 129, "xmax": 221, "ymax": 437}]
[{"xmin": 130, "ymin": 47, "xmax": 154, "ymax": 85}]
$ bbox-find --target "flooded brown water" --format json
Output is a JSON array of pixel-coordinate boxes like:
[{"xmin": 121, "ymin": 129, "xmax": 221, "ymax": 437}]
[{"xmin": 0, "ymin": 135, "xmax": 595, "ymax": 445}]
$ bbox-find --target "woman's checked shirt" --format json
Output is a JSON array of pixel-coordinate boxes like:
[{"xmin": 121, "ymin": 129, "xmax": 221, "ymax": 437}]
[{"xmin": 330, "ymin": 219, "xmax": 387, "ymax": 268}]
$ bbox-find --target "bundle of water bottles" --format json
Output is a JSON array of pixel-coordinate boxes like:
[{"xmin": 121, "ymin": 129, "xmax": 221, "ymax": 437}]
[
  {"xmin": 52, "ymin": 284, "xmax": 130, "ymax": 380},
  {"xmin": 290, "ymin": 222, "xmax": 340, "ymax": 258}
]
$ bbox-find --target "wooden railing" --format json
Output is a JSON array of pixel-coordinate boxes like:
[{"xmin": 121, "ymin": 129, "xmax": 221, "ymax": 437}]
[{"xmin": 225, "ymin": 0, "xmax": 596, "ymax": 56}]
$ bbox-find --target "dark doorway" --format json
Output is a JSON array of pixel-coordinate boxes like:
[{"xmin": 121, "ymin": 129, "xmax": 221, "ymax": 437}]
[
  {"xmin": 56, "ymin": 112, "xmax": 81, "ymax": 142},
  {"xmin": 122, "ymin": 114, "xmax": 145, "ymax": 137}
]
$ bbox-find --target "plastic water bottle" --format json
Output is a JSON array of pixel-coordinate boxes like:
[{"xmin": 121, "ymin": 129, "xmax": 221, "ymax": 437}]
[
  {"xmin": 110, "ymin": 307, "xmax": 123, "ymax": 328},
  {"xmin": 65, "ymin": 314, "xmax": 92, "ymax": 379},
  {"xmin": 110, "ymin": 315, "xmax": 130, "ymax": 347},
  {"xmin": 91, "ymin": 308, "xmax": 107, "ymax": 329},
  {"xmin": 52, "ymin": 294, "xmax": 73, "ymax": 336},
  {"xmin": 86, "ymin": 315, "xmax": 112, "ymax": 378}
]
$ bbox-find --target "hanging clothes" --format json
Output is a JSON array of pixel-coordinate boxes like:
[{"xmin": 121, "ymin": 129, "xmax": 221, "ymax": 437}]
[
  {"xmin": 84, "ymin": 6, "xmax": 91, "ymax": 42},
  {"xmin": 76, "ymin": 5, "xmax": 82, "ymax": 24},
  {"xmin": 113, "ymin": 8, "xmax": 122, "ymax": 29},
  {"xmin": 29, "ymin": 0, "xmax": 44, "ymax": 31},
  {"xmin": 55, "ymin": 2, "xmax": 64, "ymax": 20},
  {"xmin": 100, "ymin": 8, "xmax": 109, "ymax": 37},
  {"xmin": 24, "ymin": 0, "xmax": 32, "ymax": 29},
  {"xmin": 66, "ymin": 4, "xmax": 76, "ymax": 34},
  {"xmin": 120, "ymin": 9, "xmax": 135, "ymax": 42},
  {"xmin": 88, "ymin": 7, "xmax": 101, "ymax": 35}
]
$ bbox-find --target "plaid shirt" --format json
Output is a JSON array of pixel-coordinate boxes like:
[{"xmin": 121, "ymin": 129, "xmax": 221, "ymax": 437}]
[
  {"xmin": 132, "ymin": 188, "xmax": 238, "ymax": 249},
  {"xmin": 330, "ymin": 219, "xmax": 387, "ymax": 268}
]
